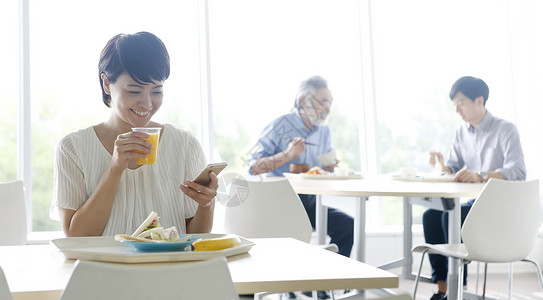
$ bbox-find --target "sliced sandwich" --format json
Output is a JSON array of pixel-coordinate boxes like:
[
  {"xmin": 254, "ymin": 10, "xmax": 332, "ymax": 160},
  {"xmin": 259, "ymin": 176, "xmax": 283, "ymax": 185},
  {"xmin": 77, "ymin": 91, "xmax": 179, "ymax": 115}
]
[
  {"xmin": 131, "ymin": 211, "xmax": 161, "ymax": 237},
  {"xmin": 137, "ymin": 226, "xmax": 179, "ymax": 242},
  {"xmin": 115, "ymin": 211, "xmax": 180, "ymax": 243}
]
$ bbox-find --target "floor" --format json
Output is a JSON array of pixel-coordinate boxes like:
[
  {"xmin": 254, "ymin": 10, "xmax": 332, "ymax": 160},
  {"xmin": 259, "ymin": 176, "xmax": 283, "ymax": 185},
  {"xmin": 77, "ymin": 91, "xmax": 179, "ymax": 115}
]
[
  {"xmin": 241, "ymin": 267, "xmax": 543, "ymax": 300},
  {"xmin": 390, "ymin": 269, "xmax": 543, "ymax": 300}
]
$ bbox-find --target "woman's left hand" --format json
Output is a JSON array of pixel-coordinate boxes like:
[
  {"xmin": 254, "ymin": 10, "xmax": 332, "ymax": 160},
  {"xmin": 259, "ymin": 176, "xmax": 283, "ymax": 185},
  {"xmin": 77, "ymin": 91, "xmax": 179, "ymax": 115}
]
[{"xmin": 180, "ymin": 171, "xmax": 218, "ymax": 207}]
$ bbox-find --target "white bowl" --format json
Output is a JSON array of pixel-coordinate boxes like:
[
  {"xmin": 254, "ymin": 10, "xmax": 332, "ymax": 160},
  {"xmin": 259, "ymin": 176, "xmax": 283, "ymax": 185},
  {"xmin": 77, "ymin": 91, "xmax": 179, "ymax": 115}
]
[
  {"xmin": 400, "ymin": 167, "xmax": 417, "ymax": 178},
  {"xmin": 318, "ymin": 151, "xmax": 337, "ymax": 166}
]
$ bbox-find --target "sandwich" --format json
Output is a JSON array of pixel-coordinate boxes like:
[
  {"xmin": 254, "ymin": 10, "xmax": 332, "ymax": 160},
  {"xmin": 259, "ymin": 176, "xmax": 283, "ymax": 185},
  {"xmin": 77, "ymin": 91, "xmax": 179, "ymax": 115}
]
[
  {"xmin": 137, "ymin": 226, "xmax": 179, "ymax": 242},
  {"xmin": 115, "ymin": 211, "xmax": 180, "ymax": 243},
  {"xmin": 131, "ymin": 211, "xmax": 161, "ymax": 237}
]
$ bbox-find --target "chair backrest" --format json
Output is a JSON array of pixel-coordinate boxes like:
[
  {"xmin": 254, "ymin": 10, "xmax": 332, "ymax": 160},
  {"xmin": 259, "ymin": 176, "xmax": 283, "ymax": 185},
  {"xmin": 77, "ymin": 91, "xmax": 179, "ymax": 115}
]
[
  {"xmin": 462, "ymin": 178, "xmax": 540, "ymax": 262},
  {"xmin": 60, "ymin": 257, "xmax": 239, "ymax": 300},
  {"xmin": 0, "ymin": 266, "xmax": 13, "ymax": 300},
  {"xmin": 224, "ymin": 177, "xmax": 313, "ymax": 243},
  {"xmin": 0, "ymin": 180, "xmax": 27, "ymax": 245}
]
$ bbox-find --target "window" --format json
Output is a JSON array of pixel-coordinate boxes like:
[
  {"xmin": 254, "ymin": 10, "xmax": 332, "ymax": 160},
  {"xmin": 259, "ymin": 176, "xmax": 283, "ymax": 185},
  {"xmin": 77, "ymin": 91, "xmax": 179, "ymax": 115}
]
[
  {"xmin": 5, "ymin": 0, "xmax": 542, "ymax": 234},
  {"xmin": 0, "ymin": 0, "xmax": 18, "ymax": 183}
]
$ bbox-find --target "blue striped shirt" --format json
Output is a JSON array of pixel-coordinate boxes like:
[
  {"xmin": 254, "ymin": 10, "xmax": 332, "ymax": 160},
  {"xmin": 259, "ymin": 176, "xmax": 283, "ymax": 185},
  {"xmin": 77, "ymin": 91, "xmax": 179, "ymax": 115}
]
[
  {"xmin": 446, "ymin": 110, "xmax": 526, "ymax": 180},
  {"xmin": 249, "ymin": 111, "xmax": 334, "ymax": 177}
]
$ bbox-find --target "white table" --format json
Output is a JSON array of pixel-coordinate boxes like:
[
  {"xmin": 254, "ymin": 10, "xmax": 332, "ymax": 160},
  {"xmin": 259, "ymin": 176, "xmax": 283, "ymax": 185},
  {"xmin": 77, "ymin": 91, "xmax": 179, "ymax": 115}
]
[
  {"xmin": 0, "ymin": 237, "xmax": 398, "ymax": 300},
  {"xmin": 287, "ymin": 175, "xmax": 485, "ymax": 300}
]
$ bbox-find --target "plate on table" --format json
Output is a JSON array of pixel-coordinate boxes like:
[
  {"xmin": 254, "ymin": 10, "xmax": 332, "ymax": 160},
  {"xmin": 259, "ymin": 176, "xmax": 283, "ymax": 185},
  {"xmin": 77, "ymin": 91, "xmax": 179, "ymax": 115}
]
[
  {"xmin": 50, "ymin": 233, "xmax": 255, "ymax": 263},
  {"xmin": 283, "ymin": 172, "xmax": 363, "ymax": 180},
  {"xmin": 119, "ymin": 235, "xmax": 201, "ymax": 252}
]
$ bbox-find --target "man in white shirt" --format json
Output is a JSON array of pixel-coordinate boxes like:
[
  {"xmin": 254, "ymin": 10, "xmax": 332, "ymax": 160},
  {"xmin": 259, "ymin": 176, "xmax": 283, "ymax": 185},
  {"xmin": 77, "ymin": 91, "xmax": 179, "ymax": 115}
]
[{"xmin": 425, "ymin": 76, "xmax": 526, "ymax": 300}]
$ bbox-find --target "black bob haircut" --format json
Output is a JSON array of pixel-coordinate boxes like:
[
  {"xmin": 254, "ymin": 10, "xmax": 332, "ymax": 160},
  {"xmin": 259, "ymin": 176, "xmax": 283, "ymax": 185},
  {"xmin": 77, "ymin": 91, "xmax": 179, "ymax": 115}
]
[
  {"xmin": 449, "ymin": 76, "xmax": 489, "ymax": 105},
  {"xmin": 98, "ymin": 32, "xmax": 170, "ymax": 107}
]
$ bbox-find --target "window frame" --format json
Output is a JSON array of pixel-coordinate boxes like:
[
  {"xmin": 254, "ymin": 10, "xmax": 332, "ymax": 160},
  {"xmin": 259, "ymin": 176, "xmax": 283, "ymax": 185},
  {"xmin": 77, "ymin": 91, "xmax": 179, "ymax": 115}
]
[{"xmin": 19, "ymin": 0, "xmax": 33, "ymax": 232}]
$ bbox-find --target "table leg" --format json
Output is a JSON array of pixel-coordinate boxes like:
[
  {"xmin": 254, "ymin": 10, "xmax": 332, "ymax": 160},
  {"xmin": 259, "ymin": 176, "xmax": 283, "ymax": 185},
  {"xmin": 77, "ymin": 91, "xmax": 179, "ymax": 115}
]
[
  {"xmin": 315, "ymin": 195, "xmax": 328, "ymax": 245},
  {"xmin": 403, "ymin": 197, "xmax": 413, "ymax": 279},
  {"xmin": 353, "ymin": 196, "xmax": 367, "ymax": 262},
  {"xmin": 448, "ymin": 197, "xmax": 462, "ymax": 300}
]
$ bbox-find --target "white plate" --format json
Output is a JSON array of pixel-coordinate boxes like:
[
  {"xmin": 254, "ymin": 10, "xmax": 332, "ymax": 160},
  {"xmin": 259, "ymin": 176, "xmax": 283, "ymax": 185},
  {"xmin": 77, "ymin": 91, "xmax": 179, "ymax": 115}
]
[
  {"xmin": 51, "ymin": 233, "xmax": 255, "ymax": 263},
  {"xmin": 391, "ymin": 173, "xmax": 455, "ymax": 182},
  {"xmin": 119, "ymin": 234, "xmax": 201, "ymax": 252},
  {"xmin": 283, "ymin": 172, "xmax": 363, "ymax": 180}
]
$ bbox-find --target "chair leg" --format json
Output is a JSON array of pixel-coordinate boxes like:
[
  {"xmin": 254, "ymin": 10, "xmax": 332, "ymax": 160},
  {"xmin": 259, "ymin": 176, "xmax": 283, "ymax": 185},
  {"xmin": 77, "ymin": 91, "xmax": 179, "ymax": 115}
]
[
  {"xmin": 413, "ymin": 249, "xmax": 429, "ymax": 300},
  {"xmin": 507, "ymin": 263, "xmax": 513, "ymax": 300},
  {"xmin": 482, "ymin": 263, "xmax": 488, "ymax": 300},
  {"xmin": 329, "ymin": 290, "xmax": 335, "ymax": 300},
  {"xmin": 522, "ymin": 258, "xmax": 543, "ymax": 292},
  {"xmin": 458, "ymin": 260, "xmax": 464, "ymax": 298},
  {"xmin": 475, "ymin": 261, "xmax": 480, "ymax": 294}
]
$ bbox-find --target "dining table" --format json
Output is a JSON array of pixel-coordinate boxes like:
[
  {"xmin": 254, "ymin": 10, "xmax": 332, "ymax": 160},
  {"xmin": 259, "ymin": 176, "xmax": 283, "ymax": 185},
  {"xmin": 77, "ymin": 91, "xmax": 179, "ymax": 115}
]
[
  {"xmin": 286, "ymin": 174, "xmax": 485, "ymax": 300},
  {"xmin": 0, "ymin": 237, "xmax": 398, "ymax": 300}
]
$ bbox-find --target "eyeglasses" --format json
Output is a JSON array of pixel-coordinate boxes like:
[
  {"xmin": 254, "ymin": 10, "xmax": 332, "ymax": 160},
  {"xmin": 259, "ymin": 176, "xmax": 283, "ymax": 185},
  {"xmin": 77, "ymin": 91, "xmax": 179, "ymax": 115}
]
[{"xmin": 307, "ymin": 92, "xmax": 333, "ymax": 109}]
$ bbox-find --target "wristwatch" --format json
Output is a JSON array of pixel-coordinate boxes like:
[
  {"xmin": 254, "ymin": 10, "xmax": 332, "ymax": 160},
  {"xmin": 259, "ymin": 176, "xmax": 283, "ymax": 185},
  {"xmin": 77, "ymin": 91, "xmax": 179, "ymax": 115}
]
[{"xmin": 478, "ymin": 171, "xmax": 489, "ymax": 182}]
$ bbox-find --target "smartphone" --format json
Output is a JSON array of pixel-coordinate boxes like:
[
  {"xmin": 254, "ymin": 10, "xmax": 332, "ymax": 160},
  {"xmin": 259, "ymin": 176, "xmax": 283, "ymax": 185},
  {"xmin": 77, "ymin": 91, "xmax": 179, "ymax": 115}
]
[{"xmin": 192, "ymin": 162, "xmax": 228, "ymax": 185}]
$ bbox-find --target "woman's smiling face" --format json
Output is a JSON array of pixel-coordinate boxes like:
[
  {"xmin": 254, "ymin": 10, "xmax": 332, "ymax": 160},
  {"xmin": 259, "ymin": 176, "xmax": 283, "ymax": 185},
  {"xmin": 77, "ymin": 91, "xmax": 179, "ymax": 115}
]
[{"xmin": 104, "ymin": 73, "xmax": 164, "ymax": 128}]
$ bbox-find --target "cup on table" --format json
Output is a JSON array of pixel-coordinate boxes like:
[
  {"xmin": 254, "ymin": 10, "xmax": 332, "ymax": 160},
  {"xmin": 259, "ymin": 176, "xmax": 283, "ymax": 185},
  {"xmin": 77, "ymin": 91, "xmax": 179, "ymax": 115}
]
[
  {"xmin": 132, "ymin": 127, "xmax": 161, "ymax": 165},
  {"xmin": 334, "ymin": 167, "xmax": 349, "ymax": 176},
  {"xmin": 290, "ymin": 163, "xmax": 309, "ymax": 174}
]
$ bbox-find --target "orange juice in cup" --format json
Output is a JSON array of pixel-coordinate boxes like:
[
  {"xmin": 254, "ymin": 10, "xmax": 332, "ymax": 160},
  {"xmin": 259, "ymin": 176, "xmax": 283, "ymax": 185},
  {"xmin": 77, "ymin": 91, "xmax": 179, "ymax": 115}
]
[{"xmin": 132, "ymin": 127, "xmax": 161, "ymax": 165}]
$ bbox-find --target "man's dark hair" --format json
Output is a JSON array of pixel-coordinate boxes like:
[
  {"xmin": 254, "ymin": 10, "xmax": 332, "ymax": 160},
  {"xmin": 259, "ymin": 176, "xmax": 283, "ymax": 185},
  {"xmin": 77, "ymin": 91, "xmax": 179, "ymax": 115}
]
[{"xmin": 449, "ymin": 76, "xmax": 489, "ymax": 105}]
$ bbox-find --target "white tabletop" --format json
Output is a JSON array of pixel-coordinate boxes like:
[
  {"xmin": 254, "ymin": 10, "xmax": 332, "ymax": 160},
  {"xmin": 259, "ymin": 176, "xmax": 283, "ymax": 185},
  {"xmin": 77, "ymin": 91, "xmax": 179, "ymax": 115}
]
[
  {"xmin": 0, "ymin": 237, "xmax": 398, "ymax": 299},
  {"xmin": 287, "ymin": 175, "xmax": 484, "ymax": 198}
]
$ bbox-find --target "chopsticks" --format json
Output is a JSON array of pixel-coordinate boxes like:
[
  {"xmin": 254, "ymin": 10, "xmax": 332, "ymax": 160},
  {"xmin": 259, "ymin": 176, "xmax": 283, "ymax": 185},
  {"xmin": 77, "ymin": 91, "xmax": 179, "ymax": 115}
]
[{"xmin": 287, "ymin": 138, "xmax": 319, "ymax": 146}]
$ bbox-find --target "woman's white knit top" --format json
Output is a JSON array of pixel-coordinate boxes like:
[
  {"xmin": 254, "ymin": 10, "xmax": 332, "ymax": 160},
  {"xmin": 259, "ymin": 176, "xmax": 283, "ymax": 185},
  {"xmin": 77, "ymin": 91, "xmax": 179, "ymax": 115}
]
[{"xmin": 51, "ymin": 124, "xmax": 206, "ymax": 236}]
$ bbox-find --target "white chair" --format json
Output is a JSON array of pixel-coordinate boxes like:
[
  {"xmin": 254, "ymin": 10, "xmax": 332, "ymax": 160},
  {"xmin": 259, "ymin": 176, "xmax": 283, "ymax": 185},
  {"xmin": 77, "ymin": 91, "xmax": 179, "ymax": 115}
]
[
  {"xmin": 223, "ymin": 177, "xmax": 337, "ymax": 299},
  {"xmin": 0, "ymin": 266, "xmax": 13, "ymax": 300},
  {"xmin": 60, "ymin": 256, "xmax": 239, "ymax": 300},
  {"xmin": 0, "ymin": 180, "xmax": 27, "ymax": 245},
  {"xmin": 412, "ymin": 179, "xmax": 543, "ymax": 300},
  {"xmin": 224, "ymin": 177, "xmax": 313, "ymax": 242}
]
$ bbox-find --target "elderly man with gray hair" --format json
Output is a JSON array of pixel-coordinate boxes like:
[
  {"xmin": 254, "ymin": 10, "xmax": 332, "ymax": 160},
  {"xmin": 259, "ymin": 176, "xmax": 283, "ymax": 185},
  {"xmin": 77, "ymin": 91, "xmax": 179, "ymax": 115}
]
[{"xmin": 248, "ymin": 75, "xmax": 354, "ymax": 300}]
